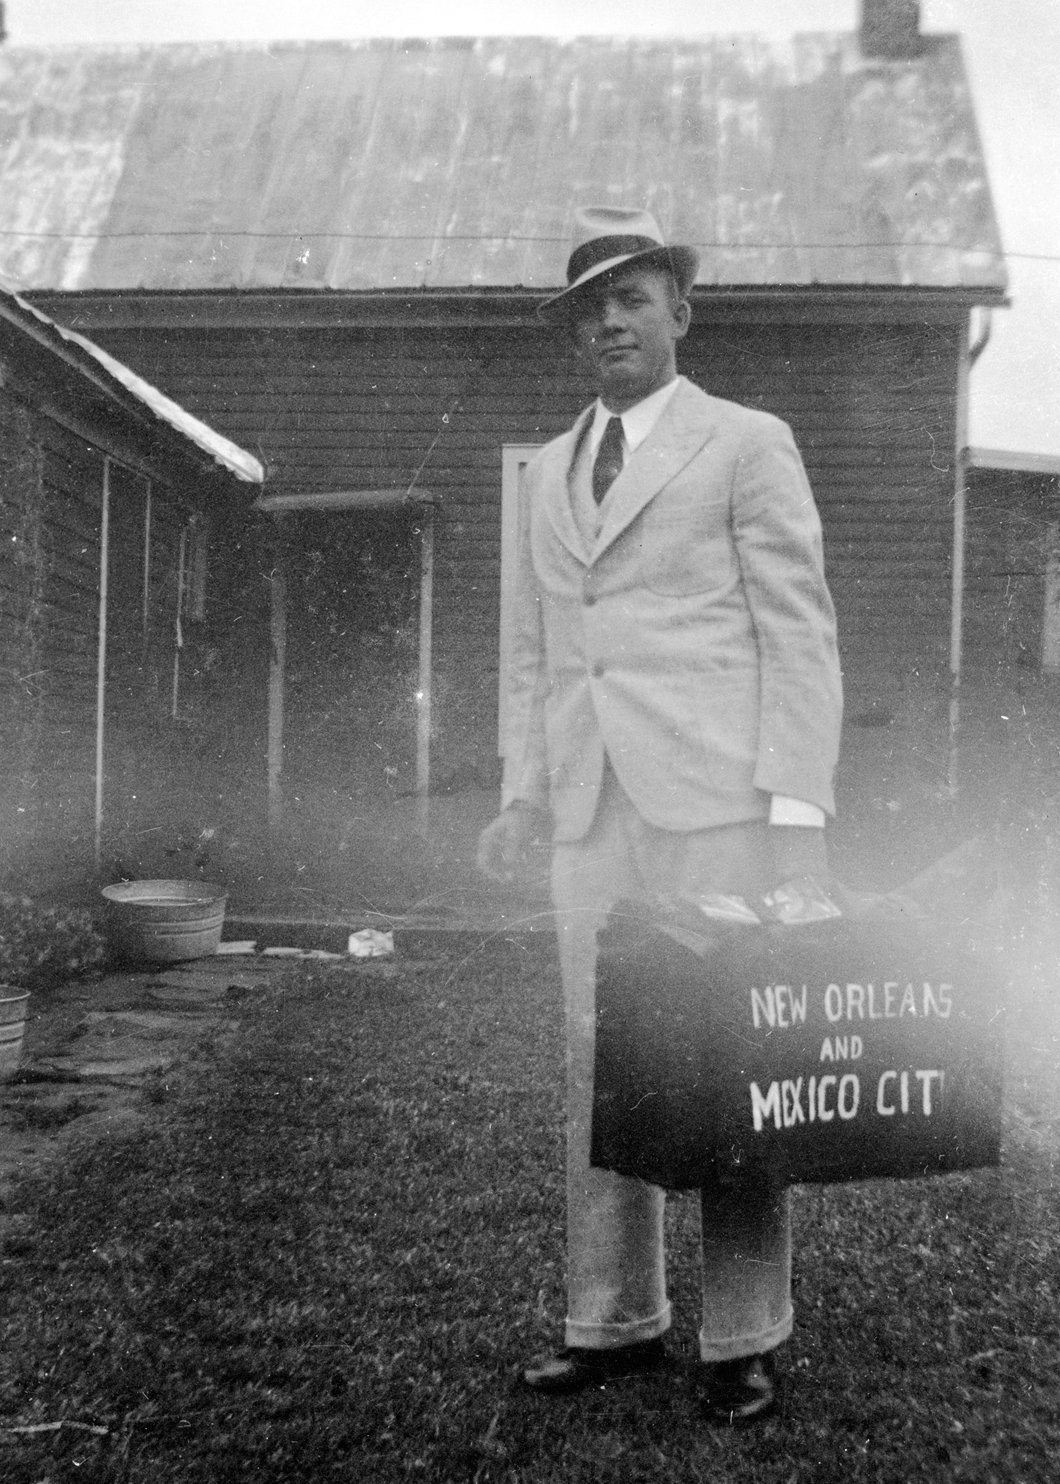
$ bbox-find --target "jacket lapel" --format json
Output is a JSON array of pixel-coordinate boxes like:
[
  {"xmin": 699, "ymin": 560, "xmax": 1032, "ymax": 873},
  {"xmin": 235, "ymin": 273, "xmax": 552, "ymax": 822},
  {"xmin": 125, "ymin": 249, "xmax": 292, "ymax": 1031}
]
[
  {"xmin": 592, "ymin": 381, "xmax": 718, "ymax": 559},
  {"xmin": 540, "ymin": 406, "xmax": 593, "ymax": 564}
]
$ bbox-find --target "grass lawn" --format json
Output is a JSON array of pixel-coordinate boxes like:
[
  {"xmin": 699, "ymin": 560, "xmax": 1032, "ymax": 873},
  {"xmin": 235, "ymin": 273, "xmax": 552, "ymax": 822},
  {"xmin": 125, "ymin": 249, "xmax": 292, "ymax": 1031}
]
[{"xmin": 0, "ymin": 936, "xmax": 1058, "ymax": 1483}]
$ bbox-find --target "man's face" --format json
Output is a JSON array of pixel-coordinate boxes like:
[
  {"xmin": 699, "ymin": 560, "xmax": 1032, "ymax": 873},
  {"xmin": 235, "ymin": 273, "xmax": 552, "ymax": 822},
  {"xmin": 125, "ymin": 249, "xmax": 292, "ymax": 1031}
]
[{"xmin": 569, "ymin": 263, "xmax": 690, "ymax": 411}]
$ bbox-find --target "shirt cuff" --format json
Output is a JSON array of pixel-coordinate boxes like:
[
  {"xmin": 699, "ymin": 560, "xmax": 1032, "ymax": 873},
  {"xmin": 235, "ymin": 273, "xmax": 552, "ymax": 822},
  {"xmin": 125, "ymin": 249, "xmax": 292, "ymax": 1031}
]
[{"xmin": 769, "ymin": 796, "xmax": 826, "ymax": 828}]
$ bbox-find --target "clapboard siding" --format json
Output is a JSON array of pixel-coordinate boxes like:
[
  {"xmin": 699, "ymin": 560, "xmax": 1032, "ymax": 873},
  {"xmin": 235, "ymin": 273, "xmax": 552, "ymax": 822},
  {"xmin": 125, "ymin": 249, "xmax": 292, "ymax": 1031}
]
[
  {"xmin": 98, "ymin": 317, "xmax": 959, "ymax": 775},
  {"xmin": 964, "ymin": 467, "xmax": 1060, "ymax": 673},
  {"xmin": 0, "ymin": 364, "xmax": 250, "ymax": 887},
  {"xmin": 38, "ymin": 426, "xmax": 105, "ymax": 728},
  {"xmin": 0, "ymin": 398, "xmax": 103, "ymax": 869}
]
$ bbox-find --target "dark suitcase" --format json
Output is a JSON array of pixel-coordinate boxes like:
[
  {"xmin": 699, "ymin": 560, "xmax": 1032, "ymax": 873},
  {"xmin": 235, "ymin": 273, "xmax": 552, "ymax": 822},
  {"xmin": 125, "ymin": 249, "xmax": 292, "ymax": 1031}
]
[{"xmin": 591, "ymin": 906, "xmax": 1005, "ymax": 1188}]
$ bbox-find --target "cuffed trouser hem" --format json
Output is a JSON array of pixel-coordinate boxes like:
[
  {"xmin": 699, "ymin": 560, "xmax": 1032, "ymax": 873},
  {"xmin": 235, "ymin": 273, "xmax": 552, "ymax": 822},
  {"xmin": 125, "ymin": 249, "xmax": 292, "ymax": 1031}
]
[
  {"xmin": 698, "ymin": 1307, "xmax": 793, "ymax": 1364},
  {"xmin": 565, "ymin": 1301, "xmax": 672, "ymax": 1352}
]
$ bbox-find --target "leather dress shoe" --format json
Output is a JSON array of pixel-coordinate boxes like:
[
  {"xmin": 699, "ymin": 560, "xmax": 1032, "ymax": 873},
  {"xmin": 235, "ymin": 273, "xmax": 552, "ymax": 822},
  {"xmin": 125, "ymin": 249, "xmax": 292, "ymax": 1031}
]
[
  {"xmin": 702, "ymin": 1351, "xmax": 777, "ymax": 1424},
  {"xmin": 523, "ymin": 1336, "xmax": 667, "ymax": 1393}
]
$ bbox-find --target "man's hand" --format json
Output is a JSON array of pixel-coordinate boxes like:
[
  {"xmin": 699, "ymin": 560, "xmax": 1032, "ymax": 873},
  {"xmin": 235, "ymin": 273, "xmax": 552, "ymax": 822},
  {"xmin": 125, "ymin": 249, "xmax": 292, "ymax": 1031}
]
[
  {"xmin": 476, "ymin": 805, "xmax": 541, "ymax": 885},
  {"xmin": 763, "ymin": 825, "xmax": 841, "ymax": 923}
]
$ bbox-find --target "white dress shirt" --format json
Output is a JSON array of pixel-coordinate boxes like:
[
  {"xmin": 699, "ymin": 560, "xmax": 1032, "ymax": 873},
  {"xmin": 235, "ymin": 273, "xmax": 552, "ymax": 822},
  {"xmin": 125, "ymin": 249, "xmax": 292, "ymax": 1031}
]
[{"xmin": 588, "ymin": 376, "xmax": 683, "ymax": 466}]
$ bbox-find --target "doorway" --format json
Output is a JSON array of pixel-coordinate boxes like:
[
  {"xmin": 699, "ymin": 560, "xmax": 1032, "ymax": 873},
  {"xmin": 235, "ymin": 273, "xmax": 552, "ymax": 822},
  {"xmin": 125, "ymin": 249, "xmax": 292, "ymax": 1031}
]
[{"xmin": 279, "ymin": 511, "xmax": 420, "ymax": 800}]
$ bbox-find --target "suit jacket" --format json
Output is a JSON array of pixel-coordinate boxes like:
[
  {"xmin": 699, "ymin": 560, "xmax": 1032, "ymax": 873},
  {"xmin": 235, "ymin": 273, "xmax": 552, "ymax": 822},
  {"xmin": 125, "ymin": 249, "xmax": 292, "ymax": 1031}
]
[{"xmin": 501, "ymin": 377, "xmax": 843, "ymax": 843}]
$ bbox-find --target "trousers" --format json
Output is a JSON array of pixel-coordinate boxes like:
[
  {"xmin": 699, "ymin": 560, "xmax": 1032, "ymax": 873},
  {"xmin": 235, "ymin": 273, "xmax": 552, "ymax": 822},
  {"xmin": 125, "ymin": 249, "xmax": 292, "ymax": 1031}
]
[{"xmin": 550, "ymin": 764, "xmax": 793, "ymax": 1362}]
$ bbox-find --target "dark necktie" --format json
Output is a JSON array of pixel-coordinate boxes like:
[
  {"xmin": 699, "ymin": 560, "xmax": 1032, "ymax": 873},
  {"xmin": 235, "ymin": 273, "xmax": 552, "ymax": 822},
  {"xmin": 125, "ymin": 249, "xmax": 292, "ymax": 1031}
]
[{"xmin": 592, "ymin": 416, "xmax": 625, "ymax": 504}]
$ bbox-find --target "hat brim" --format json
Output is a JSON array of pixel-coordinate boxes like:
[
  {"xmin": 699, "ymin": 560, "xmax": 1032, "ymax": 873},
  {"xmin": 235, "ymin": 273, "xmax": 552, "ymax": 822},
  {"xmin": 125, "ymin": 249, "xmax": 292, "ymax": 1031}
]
[{"xmin": 537, "ymin": 243, "xmax": 699, "ymax": 320}]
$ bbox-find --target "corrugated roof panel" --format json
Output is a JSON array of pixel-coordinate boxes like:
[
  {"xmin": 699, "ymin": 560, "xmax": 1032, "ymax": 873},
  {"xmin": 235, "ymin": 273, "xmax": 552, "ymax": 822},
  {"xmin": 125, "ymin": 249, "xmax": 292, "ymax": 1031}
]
[
  {"xmin": 0, "ymin": 36, "xmax": 1007, "ymax": 295},
  {"xmin": 0, "ymin": 47, "xmax": 149, "ymax": 289},
  {"xmin": 95, "ymin": 46, "xmax": 315, "ymax": 290}
]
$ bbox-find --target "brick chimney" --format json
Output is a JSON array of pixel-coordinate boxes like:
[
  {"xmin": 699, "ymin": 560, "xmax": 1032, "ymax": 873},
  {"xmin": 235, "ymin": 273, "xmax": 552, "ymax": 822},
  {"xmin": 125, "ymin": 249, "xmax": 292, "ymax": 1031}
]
[{"xmin": 860, "ymin": 0, "xmax": 923, "ymax": 59}]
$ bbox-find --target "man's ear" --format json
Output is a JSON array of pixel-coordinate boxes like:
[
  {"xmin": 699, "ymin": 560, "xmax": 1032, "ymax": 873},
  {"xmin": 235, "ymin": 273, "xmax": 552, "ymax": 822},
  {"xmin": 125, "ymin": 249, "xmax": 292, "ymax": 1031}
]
[{"xmin": 673, "ymin": 298, "xmax": 691, "ymax": 340}]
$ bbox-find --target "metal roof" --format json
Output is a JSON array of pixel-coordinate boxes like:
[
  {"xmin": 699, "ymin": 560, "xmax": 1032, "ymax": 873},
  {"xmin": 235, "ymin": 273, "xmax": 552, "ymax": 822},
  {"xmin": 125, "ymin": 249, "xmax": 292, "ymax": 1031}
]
[
  {"xmin": 0, "ymin": 274, "xmax": 264, "ymax": 481},
  {"xmin": 0, "ymin": 35, "xmax": 1006, "ymax": 296}
]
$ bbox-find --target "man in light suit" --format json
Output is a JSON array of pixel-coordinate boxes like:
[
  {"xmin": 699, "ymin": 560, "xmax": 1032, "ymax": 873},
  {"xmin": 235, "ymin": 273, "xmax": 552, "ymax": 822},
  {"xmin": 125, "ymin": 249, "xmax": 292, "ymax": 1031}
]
[{"xmin": 478, "ymin": 206, "xmax": 843, "ymax": 1422}]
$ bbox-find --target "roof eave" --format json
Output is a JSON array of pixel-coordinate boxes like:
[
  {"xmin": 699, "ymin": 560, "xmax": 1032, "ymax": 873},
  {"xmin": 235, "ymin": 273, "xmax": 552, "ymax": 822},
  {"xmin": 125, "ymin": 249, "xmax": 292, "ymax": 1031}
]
[{"xmin": 26, "ymin": 282, "xmax": 1010, "ymax": 332}]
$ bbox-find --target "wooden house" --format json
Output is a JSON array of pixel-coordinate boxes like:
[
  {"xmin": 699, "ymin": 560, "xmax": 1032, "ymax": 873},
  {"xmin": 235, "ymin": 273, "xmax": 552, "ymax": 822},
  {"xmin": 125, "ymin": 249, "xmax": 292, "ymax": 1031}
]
[
  {"xmin": 0, "ymin": 6, "xmax": 1008, "ymax": 844},
  {"xmin": 0, "ymin": 277, "xmax": 262, "ymax": 892}
]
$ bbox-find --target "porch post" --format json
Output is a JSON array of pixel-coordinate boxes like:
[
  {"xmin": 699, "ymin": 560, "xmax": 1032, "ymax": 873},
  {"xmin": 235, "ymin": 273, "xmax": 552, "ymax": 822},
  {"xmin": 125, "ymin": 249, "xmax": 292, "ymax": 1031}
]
[
  {"xmin": 415, "ymin": 506, "xmax": 435, "ymax": 836},
  {"xmin": 94, "ymin": 458, "xmax": 111, "ymax": 872},
  {"xmin": 267, "ymin": 521, "xmax": 288, "ymax": 834},
  {"xmin": 142, "ymin": 480, "xmax": 152, "ymax": 645}
]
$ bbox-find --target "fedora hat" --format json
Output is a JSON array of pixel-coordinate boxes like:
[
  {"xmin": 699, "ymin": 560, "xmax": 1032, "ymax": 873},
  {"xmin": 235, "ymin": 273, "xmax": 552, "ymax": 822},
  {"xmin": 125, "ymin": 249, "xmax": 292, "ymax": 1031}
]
[{"xmin": 540, "ymin": 205, "xmax": 699, "ymax": 318}]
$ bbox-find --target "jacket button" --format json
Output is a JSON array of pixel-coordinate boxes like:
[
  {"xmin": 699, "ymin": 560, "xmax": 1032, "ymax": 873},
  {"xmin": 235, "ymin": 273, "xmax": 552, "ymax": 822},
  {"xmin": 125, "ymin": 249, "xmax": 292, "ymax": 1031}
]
[
  {"xmin": 590, "ymin": 662, "xmax": 605, "ymax": 678},
  {"xmin": 583, "ymin": 592, "xmax": 597, "ymax": 606}
]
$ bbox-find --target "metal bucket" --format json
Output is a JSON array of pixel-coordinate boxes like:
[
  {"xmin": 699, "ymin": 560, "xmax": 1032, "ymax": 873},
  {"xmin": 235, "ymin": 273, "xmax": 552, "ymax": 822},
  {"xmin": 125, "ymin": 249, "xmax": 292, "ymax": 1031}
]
[
  {"xmin": 0, "ymin": 989, "xmax": 31, "ymax": 1082},
  {"xmin": 101, "ymin": 880, "xmax": 228, "ymax": 963}
]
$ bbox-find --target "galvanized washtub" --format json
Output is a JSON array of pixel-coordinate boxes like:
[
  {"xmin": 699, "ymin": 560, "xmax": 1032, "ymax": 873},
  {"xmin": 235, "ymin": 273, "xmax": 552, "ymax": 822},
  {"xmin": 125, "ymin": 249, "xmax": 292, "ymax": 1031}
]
[
  {"xmin": 0, "ymin": 988, "xmax": 31, "ymax": 1081},
  {"xmin": 101, "ymin": 880, "xmax": 228, "ymax": 963}
]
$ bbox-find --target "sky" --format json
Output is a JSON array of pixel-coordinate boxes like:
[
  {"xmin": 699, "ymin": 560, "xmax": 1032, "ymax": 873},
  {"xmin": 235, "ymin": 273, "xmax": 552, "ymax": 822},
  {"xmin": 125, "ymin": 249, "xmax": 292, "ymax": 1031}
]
[{"xmin": 6, "ymin": 0, "xmax": 1060, "ymax": 457}]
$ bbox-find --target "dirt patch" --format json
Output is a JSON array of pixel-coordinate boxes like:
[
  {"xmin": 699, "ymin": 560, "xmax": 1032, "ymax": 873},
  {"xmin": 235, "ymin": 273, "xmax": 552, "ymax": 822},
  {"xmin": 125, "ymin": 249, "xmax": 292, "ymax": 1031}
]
[{"xmin": 0, "ymin": 954, "xmax": 286, "ymax": 1241}]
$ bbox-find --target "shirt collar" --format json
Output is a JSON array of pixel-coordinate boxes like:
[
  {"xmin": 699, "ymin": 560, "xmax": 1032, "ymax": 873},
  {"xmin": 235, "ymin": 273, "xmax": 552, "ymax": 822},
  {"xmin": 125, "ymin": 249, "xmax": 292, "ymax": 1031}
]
[{"xmin": 589, "ymin": 376, "xmax": 682, "ymax": 460}]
